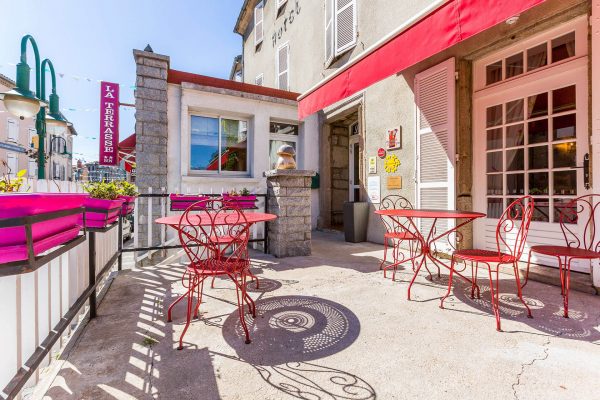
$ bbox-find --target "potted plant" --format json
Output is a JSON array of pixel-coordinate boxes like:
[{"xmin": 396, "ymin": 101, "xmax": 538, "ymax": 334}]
[
  {"xmin": 115, "ymin": 181, "xmax": 139, "ymax": 216},
  {"xmin": 0, "ymin": 165, "xmax": 87, "ymax": 264},
  {"xmin": 169, "ymin": 193, "xmax": 210, "ymax": 211},
  {"xmin": 222, "ymin": 188, "xmax": 257, "ymax": 209},
  {"xmin": 81, "ymin": 181, "xmax": 125, "ymax": 228}
]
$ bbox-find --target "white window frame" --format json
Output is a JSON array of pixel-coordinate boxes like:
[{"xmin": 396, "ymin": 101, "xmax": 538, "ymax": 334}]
[
  {"xmin": 269, "ymin": 120, "xmax": 299, "ymax": 169},
  {"xmin": 255, "ymin": 73, "xmax": 264, "ymax": 86},
  {"xmin": 327, "ymin": 0, "xmax": 358, "ymax": 60},
  {"xmin": 6, "ymin": 153, "xmax": 18, "ymax": 179},
  {"xmin": 254, "ymin": 1, "xmax": 264, "ymax": 47},
  {"xmin": 28, "ymin": 128, "xmax": 36, "ymax": 148},
  {"xmin": 189, "ymin": 113, "xmax": 250, "ymax": 176},
  {"xmin": 276, "ymin": 42, "xmax": 290, "ymax": 90},
  {"xmin": 7, "ymin": 118, "xmax": 18, "ymax": 142},
  {"xmin": 28, "ymin": 159, "xmax": 37, "ymax": 178}
]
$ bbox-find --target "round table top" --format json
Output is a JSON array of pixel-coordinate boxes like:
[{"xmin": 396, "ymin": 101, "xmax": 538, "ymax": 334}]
[
  {"xmin": 375, "ymin": 209, "xmax": 486, "ymax": 219},
  {"xmin": 155, "ymin": 212, "xmax": 277, "ymax": 227}
]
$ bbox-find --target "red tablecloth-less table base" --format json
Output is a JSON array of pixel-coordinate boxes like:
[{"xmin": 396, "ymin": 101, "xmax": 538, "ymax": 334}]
[{"xmin": 375, "ymin": 209, "xmax": 485, "ymax": 300}]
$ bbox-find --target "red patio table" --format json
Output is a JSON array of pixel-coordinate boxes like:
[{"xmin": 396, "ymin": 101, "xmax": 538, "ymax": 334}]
[
  {"xmin": 155, "ymin": 212, "xmax": 277, "ymax": 229},
  {"xmin": 374, "ymin": 209, "xmax": 485, "ymax": 300}
]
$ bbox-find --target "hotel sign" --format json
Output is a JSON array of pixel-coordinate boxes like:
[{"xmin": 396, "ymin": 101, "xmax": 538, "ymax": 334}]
[{"xmin": 99, "ymin": 81, "xmax": 119, "ymax": 166}]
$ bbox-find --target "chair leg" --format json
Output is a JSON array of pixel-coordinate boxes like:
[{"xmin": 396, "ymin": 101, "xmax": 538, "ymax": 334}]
[
  {"xmin": 242, "ymin": 274, "xmax": 257, "ymax": 317},
  {"xmin": 178, "ymin": 275, "xmax": 196, "ymax": 350},
  {"xmin": 440, "ymin": 257, "xmax": 456, "ymax": 309},
  {"xmin": 193, "ymin": 276, "xmax": 206, "ymax": 319},
  {"xmin": 523, "ymin": 251, "xmax": 533, "ymax": 289},
  {"xmin": 474, "ymin": 262, "xmax": 480, "ymax": 299},
  {"xmin": 409, "ymin": 241, "xmax": 416, "ymax": 272},
  {"xmin": 563, "ymin": 258, "xmax": 572, "ymax": 318},
  {"xmin": 168, "ymin": 272, "xmax": 192, "ymax": 323},
  {"xmin": 232, "ymin": 274, "xmax": 251, "ymax": 344},
  {"xmin": 407, "ymin": 256, "xmax": 426, "ymax": 301},
  {"xmin": 486, "ymin": 265, "xmax": 501, "ymax": 331},
  {"xmin": 380, "ymin": 238, "xmax": 388, "ymax": 270},
  {"xmin": 513, "ymin": 262, "xmax": 532, "ymax": 319}
]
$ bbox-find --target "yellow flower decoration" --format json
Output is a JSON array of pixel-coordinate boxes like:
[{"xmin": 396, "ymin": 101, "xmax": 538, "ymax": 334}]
[{"xmin": 384, "ymin": 154, "xmax": 400, "ymax": 173}]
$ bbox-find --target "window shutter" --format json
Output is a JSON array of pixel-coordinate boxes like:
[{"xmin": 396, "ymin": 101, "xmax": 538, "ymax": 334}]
[
  {"xmin": 415, "ymin": 58, "xmax": 456, "ymax": 250},
  {"xmin": 255, "ymin": 74, "xmax": 264, "ymax": 86},
  {"xmin": 335, "ymin": 0, "xmax": 357, "ymax": 56},
  {"xmin": 7, "ymin": 153, "xmax": 18, "ymax": 179},
  {"xmin": 28, "ymin": 128, "xmax": 36, "ymax": 147},
  {"xmin": 28, "ymin": 160, "xmax": 37, "ymax": 178},
  {"xmin": 325, "ymin": 0, "xmax": 334, "ymax": 64},
  {"xmin": 277, "ymin": 0, "xmax": 287, "ymax": 8},
  {"xmin": 254, "ymin": 1, "xmax": 264, "ymax": 46},
  {"xmin": 277, "ymin": 44, "xmax": 289, "ymax": 90},
  {"xmin": 7, "ymin": 119, "xmax": 18, "ymax": 142}
]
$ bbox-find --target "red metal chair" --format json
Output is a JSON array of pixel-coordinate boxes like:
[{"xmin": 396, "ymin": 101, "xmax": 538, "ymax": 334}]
[
  {"xmin": 167, "ymin": 199, "xmax": 255, "ymax": 349},
  {"xmin": 378, "ymin": 195, "xmax": 420, "ymax": 281},
  {"xmin": 525, "ymin": 195, "xmax": 600, "ymax": 318},
  {"xmin": 440, "ymin": 196, "xmax": 535, "ymax": 331}
]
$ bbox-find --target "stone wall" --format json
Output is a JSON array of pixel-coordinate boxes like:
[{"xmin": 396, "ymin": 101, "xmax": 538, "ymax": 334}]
[
  {"xmin": 266, "ymin": 169, "xmax": 315, "ymax": 257},
  {"xmin": 330, "ymin": 125, "xmax": 349, "ymax": 227},
  {"xmin": 133, "ymin": 49, "xmax": 169, "ymax": 246}
]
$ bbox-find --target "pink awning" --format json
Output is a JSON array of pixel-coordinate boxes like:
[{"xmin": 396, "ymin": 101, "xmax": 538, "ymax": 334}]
[{"xmin": 298, "ymin": 0, "xmax": 547, "ymax": 120}]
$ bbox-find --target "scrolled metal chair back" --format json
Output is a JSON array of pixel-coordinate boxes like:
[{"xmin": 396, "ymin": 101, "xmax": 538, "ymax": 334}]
[
  {"xmin": 378, "ymin": 195, "xmax": 414, "ymax": 233},
  {"xmin": 178, "ymin": 198, "xmax": 223, "ymax": 270},
  {"xmin": 557, "ymin": 194, "xmax": 600, "ymax": 252},
  {"xmin": 211, "ymin": 202, "xmax": 251, "ymax": 265},
  {"xmin": 495, "ymin": 196, "xmax": 534, "ymax": 261}
]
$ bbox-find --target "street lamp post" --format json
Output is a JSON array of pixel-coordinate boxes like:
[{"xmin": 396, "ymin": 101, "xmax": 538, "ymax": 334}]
[{"xmin": 0, "ymin": 35, "xmax": 70, "ymax": 179}]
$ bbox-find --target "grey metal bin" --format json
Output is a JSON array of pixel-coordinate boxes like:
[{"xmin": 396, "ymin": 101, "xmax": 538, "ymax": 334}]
[{"xmin": 343, "ymin": 201, "xmax": 370, "ymax": 243}]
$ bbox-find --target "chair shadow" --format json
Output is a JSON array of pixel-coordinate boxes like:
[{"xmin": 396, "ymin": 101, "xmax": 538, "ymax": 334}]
[
  {"xmin": 219, "ymin": 295, "xmax": 377, "ymax": 399},
  {"xmin": 445, "ymin": 277, "xmax": 600, "ymax": 343}
]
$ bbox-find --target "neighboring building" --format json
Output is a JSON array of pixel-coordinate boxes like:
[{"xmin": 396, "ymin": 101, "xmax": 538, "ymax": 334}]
[
  {"xmin": 84, "ymin": 161, "xmax": 127, "ymax": 182},
  {"xmin": 0, "ymin": 73, "xmax": 75, "ymax": 181},
  {"xmin": 232, "ymin": 0, "xmax": 600, "ymax": 285},
  {"xmin": 229, "ymin": 55, "xmax": 244, "ymax": 82}
]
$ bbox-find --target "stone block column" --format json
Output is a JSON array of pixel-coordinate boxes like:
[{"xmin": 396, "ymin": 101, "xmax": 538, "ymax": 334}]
[
  {"xmin": 133, "ymin": 48, "xmax": 169, "ymax": 246},
  {"xmin": 266, "ymin": 170, "xmax": 316, "ymax": 257}
]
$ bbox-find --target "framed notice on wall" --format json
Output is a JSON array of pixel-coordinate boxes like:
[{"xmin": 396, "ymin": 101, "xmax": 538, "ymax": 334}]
[
  {"xmin": 368, "ymin": 156, "xmax": 377, "ymax": 174},
  {"xmin": 386, "ymin": 127, "xmax": 401, "ymax": 150},
  {"xmin": 367, "ymin": 176, "xmax": 381, "ymax": 204}
]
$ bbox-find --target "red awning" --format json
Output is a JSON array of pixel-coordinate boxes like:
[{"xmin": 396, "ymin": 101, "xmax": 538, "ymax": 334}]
[
  {"xmin": 298, "ymin": 0, "xmax": 547, "ymax": 120},
  {"xmin": 118, "ymin": 134, "xmax": 136, "ymax": 172}
]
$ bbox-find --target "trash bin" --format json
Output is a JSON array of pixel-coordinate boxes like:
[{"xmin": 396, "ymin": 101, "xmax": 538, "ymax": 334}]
[{"xmin": 343, "ymin": 201, "xmax": 370, "ymax": 243}]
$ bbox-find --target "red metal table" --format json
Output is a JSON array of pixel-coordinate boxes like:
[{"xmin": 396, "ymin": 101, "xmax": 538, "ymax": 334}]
[
  {"xmin": 155, "ymin": 212, "xmax": 277, "ymax": 228},
  {"xmin": 374, "ymin": 209, "xmax": 485, "ymax": 299}
]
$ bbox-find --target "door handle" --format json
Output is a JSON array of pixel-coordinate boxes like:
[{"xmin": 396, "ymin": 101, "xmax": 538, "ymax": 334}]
[{"xmin": 571, "ymin": 153, "xmax": 590, "ymax": 190}]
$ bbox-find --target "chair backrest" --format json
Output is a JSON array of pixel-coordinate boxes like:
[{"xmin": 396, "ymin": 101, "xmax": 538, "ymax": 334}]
[
  {"xmin": 557, "ymin": 194, "xmax": 600, "ymax": 251},
  {"xmin": 178, "ymin": 198, "xmax": 251, "ymax": 271},
  {"xmin": 378, "ymin": 195, "xmax": 414, "ymax": 234},
  {"xmin": 495, "ymin": 196, "xmax": 534, "ymax": 261}
]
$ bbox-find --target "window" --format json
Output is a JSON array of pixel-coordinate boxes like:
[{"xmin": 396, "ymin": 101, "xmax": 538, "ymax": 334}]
[
  {"xmin": 277, "ymin": 43, "xmax": 289, "ymax": 90},
  {"xmin": 325, "ymin": 0, "xmax": 357, "ymax": 62},
  {"xmin": 190, "ymin": 115, "xmax": 248, "ymax": 173},
  {"xmin": 254, "ymin": 1, "xmax": 264, "ymax": 47},
  {"xmin": 485, "ymin": 85, "xmax": 578, "ymax": 222},
  {"xmin": 28, "ymin": 128, "xmax": 36, "ymax": 148},
  {"xmin": 276, "ymin": 0, "xmax": 287, "ymax": 9},
  {"xmin": 28, "ymin": 159, "xmax": 37, "ymax": 178},
  {"xmin": 255, "ymin": 73, "xmax": 264, "ymax": 86},
  {"xmin": 7, "ymin": 119, "xmax": 18, "ymax": 142},
  {"xmin": 269, "ymin": 121, "xmax": 298, "ymax": 169},
  {"xmin": 484, "ymin": 31, "xmax": 577, "ymax": 87},
  {"xmin": 6, "ymin": 153, "xmax": 18, "ymax": 179}
]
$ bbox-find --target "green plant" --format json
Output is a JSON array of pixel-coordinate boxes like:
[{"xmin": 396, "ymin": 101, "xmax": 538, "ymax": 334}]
[
  {"xmin": 115, "ymin": 181, "xmax": 139, "ymax": 196},
  {"xmin": 229, "ymin": 188, "xmax": 239, "ymax": 196},
  {"xmin": 83, "ymin": 181, "xmax": 121, "ymax": 200},
  {"xmin": 240, "ymin": 187, "xmax": 251, "ymax": 196},
  {"xmin": 0, "ymin": 160, "xmax": 27, "ymax": 193}
]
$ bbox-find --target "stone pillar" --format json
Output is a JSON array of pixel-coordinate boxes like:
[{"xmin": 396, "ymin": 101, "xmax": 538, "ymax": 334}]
[
  {"xmin": 266, "ymin": 170, "xmax": 316, "ymax": 257},
  {"xmin": 133, "ymin": 49, "xmax": 169, "ymax": 246}
]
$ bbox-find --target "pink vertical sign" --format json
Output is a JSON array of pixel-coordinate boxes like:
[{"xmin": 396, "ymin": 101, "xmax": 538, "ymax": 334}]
[{"xmin": 99, "ymin": 81, "xmax": 119, "ymax": 165}]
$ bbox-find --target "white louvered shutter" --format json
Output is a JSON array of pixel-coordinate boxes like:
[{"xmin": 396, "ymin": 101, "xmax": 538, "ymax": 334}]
[
  {"xmin": 7, "ymin": 119, "xmax": 18, "ymax": 142},
  {"xmin": 325, "ymin": 0, "xmax": 334, "ymax": 64},
  {"xmin": 335, "ymin": 0, "xmax": 357, "ymax": 56},
  {"xmin": 255, "ymin": 74, "xmax": 264, "ymax": 86},
  {"xmin": 254, "ymin": 1, "xmax": 264, "ymax": 46},
  {"xmin": 7, "ymin": 153, "xmax": 18, "ymax": 179},
  {"xmin": 277, "ymin": 44, "xmax": 289, "ymax": 90},
  {"xmin": 277, "ymin": 0, "xmax": 287, "ymax": 8},
  {"xmin": 415, "ymin": 58, "xmax": 456, "ymax": 251}
]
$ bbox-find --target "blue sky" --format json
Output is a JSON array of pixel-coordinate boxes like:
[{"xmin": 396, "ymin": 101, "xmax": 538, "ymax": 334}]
[{"xmin": 0, "ymin": 0, "xmax": 243, "ymax": 163}]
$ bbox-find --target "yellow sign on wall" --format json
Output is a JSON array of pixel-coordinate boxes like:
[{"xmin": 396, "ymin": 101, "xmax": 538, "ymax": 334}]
[
  {"xmin": 387, "ymin": 176, "xmax": 402, "ymax": 189},
  {"xmin": 384, "ymin": 154, "xmax": 400, "ymax": 173}
]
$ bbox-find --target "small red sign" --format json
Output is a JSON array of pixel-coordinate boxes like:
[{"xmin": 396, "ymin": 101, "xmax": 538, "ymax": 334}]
[{"xmin": 377, "ymin": 148, "xmax": 386, "ymax": 158}]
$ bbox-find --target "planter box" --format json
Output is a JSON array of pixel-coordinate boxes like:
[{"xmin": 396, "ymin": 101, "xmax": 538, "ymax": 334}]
[
  {"xmin": 118, "ymin": 195, "xmax": 137, "ymax": 216},
  {"xmin": 81, "ymin": 197, "xmax": 125, "ymax": 229},
  {"xmin": 222, "ymin": 194, "xmax": 257, "ymax": 209},
  {"xmin": 169, "ymin": 194, "xmax": 210, "ymax": 211},
  {"xmin": 0, "ymin": 193, "xmax": 88, "ymax": 264}
]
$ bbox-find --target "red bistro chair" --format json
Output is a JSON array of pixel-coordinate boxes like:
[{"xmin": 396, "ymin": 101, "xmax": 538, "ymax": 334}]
[
  {"xmin": 440, "ymin": 196, "xmax": 535, "ymax": 331},
  {"xmin": 167, "ymin": 199, "xmax": 255, "ymax": 349},
  {"xmin": 525, "ymin": 195, "xmax": 600, "ymax": 318},
  {"xmin": 378, "ymin": 195, "xmax": 420, "ymax": 281}
]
